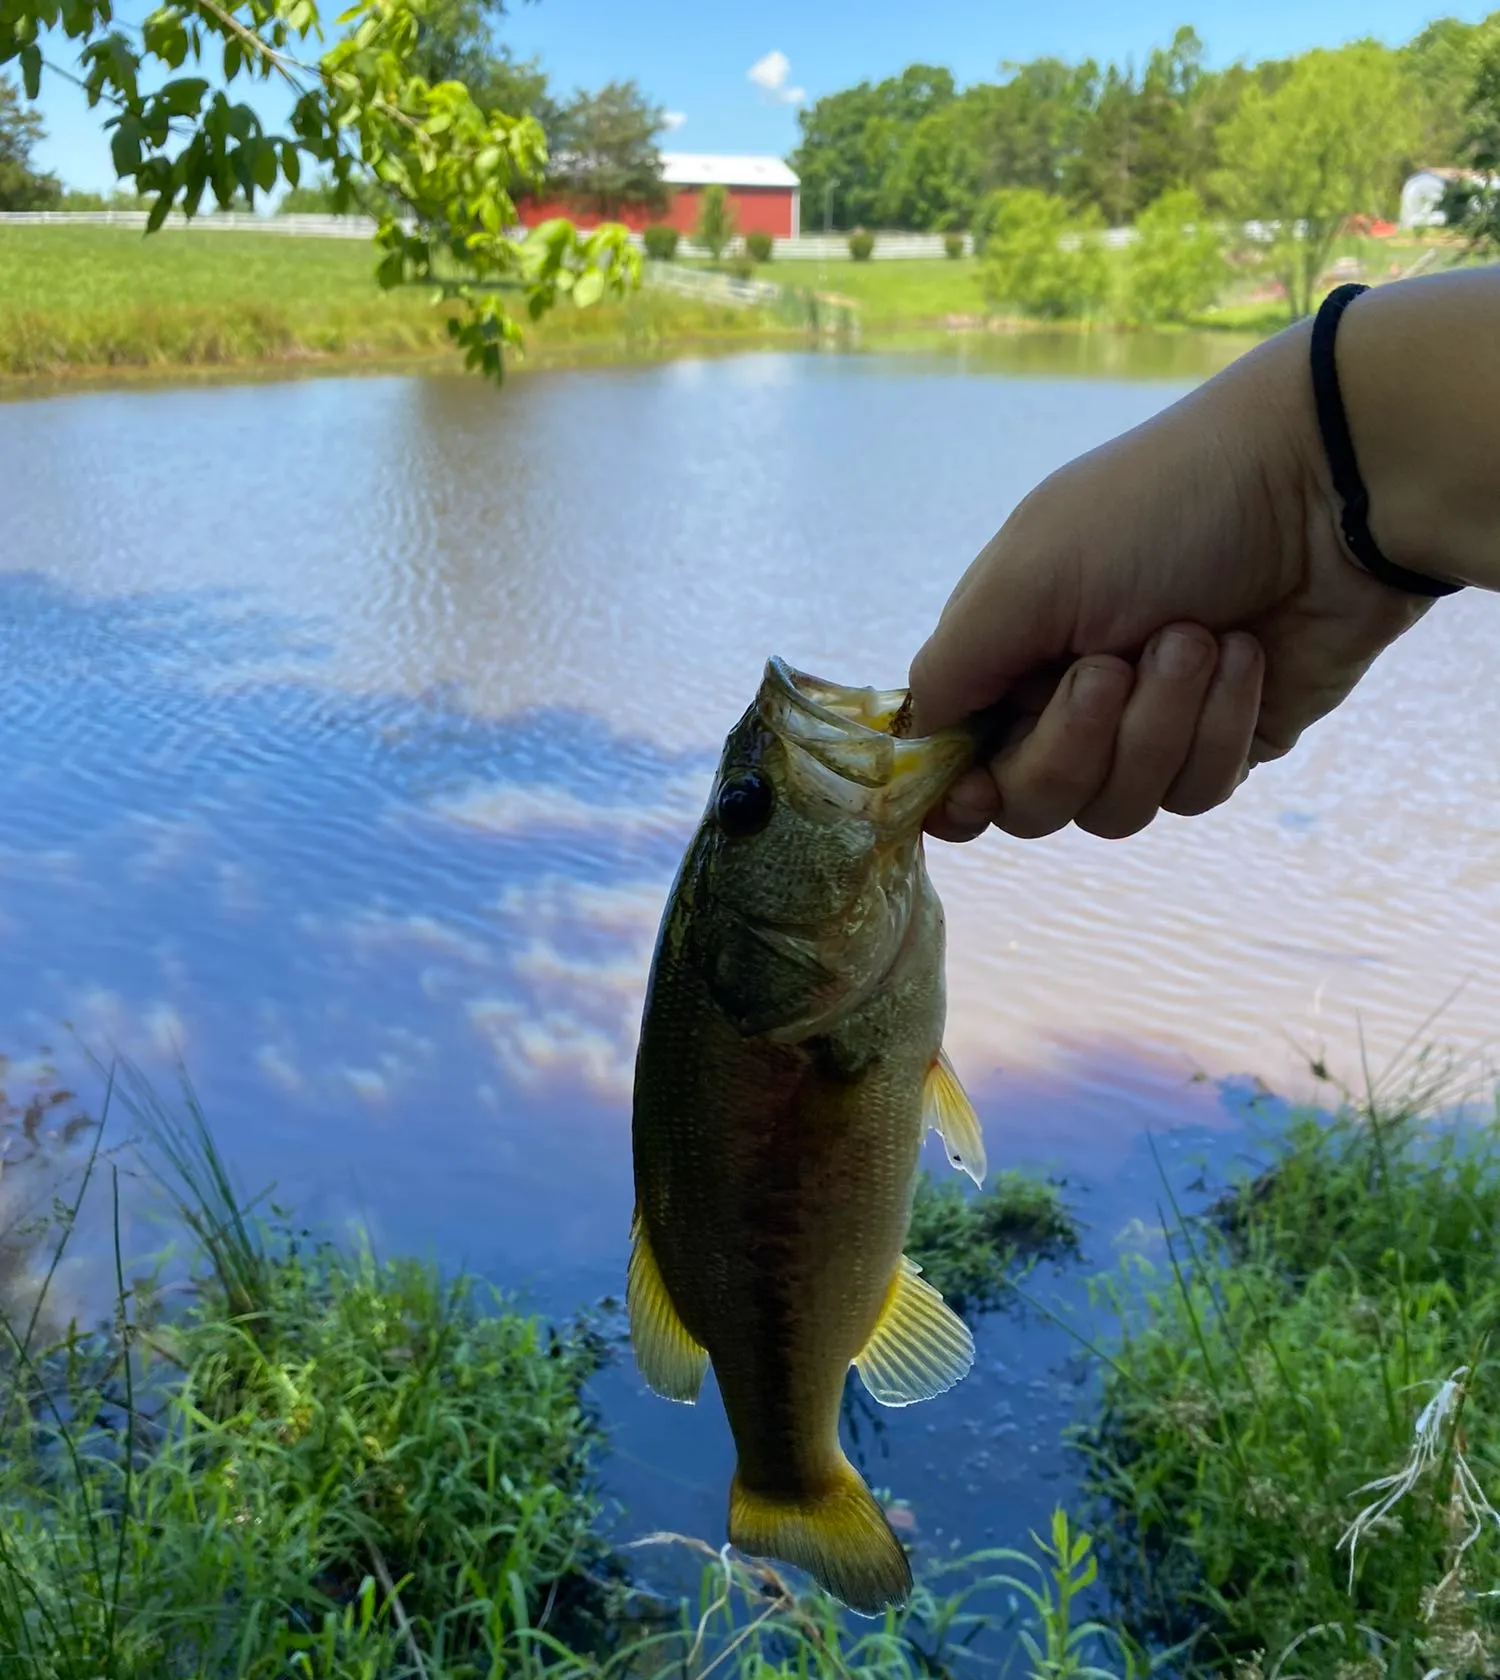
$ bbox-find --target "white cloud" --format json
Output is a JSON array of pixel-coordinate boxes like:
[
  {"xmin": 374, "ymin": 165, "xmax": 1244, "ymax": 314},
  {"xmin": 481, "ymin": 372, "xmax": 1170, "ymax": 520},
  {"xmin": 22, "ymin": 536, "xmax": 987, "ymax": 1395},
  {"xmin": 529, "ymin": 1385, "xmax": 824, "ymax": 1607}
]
[
  {"xmin": 662, "ymin": 110, "xmax": 687, "ymax": 131},
  {"xmin": 748, "ymin": 50, "xmax": 805, "ymax": 106}
]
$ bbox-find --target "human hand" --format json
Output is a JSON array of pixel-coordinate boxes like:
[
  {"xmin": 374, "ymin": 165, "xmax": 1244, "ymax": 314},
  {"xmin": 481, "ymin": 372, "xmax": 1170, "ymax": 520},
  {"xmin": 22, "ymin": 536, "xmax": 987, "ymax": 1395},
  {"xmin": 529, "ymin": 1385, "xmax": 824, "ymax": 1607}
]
[{"xmin": 908, "ymin": 322, "xmax": 1432, "ymax": 842}]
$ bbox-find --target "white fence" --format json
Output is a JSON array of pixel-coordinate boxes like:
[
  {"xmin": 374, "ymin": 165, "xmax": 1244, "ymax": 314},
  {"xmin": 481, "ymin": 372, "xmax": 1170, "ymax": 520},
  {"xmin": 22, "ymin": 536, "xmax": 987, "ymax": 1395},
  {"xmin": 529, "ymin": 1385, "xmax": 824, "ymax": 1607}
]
[
  {"xmin": 644, "ymin": 261, "xmax": 782, "ymax": 308},
  {"xmin": 0, "ymin": 209, "xmax": 387, "ymax": 238},
  {"xmin": 747, "ymin": 231, "xmax": 970, "ymax": 260}
]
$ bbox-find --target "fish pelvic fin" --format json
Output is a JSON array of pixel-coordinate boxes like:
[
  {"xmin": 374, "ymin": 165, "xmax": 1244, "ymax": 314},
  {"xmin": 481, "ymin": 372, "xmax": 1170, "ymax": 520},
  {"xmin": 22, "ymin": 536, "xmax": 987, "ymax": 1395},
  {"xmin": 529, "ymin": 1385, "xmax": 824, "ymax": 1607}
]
[
  {"xmin": 627, "ymin": 1208, "xmax": 708, "ymax": 1404},
  {"xmin": 729, "ymin": 1456, "xmax": 912, "ymax": 1616},
  {"xmin": 924, "ymin": 1049, "xmax": 987, "ymax": 1186},
  {"xmin": 854, "ymin": 1255, "xmax": 974, "ymax": 1407}
]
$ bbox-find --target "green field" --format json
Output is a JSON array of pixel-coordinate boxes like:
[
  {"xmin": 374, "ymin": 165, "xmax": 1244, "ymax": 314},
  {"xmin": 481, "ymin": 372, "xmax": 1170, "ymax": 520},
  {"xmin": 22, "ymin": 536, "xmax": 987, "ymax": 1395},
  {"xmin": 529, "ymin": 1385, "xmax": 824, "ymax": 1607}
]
[
  {"xmin": 0, "ymin": 222, "xmax": 1475, "ymax": 384},
  {"xmin": 756, "ymin": 256, "xmax": 990, "ymax": 324},
  {"xmin": 0, "ymin": 224, "xmax": 790, "ymax": 381}
]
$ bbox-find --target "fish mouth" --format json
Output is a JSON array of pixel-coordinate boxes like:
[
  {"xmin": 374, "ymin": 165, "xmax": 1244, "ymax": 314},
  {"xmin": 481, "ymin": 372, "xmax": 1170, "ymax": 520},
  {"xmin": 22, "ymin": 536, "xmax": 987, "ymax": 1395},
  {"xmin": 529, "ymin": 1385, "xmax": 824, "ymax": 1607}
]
[
  {"xmin": 761, "ymin": 657, "xmax": 915, "ymax": 742},
  {"xmin": 757, "ymin": 657, "xmax": 976, "ymax": 815}
]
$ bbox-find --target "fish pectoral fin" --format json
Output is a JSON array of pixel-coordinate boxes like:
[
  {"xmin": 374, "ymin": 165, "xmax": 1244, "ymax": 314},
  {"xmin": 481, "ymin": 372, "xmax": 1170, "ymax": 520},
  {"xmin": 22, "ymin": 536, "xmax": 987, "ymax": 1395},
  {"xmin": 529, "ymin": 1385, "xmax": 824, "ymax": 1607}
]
[
  {"xmin": 627, "ymin": 1209, "xmax": 708, "ymax": 1404},
  {"xmin": 853, "ymin": 1255, "xmax": 974, "ymax": 1407},
  {"xmin": 924, "ymin": 1049, "xmax": 987, "ymax": 1186}
]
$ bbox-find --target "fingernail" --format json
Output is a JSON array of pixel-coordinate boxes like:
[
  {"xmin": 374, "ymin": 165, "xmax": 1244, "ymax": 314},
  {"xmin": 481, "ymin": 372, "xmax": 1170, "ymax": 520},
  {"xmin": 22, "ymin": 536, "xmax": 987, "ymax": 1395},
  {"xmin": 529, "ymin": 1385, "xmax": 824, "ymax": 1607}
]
[
  {"xmin": 1220, "ymin": 632, "xmax": 1261, "ymax": 682},
  {"xmin": 1151, "ymin": 629, "xmax": 1210, "ymax": 680},
  {"xmin": 1071, "ymin": 661, "xmax": 1128, "ymax": 719}
]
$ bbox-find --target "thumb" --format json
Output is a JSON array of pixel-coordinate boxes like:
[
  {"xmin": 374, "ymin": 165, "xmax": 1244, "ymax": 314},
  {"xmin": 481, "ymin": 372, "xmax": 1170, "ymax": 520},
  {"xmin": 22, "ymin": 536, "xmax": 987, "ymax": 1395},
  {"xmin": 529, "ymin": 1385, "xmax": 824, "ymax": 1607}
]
[{"xmin": 907, "ymin": 539, "xmax": 1082, "ymax": 736}]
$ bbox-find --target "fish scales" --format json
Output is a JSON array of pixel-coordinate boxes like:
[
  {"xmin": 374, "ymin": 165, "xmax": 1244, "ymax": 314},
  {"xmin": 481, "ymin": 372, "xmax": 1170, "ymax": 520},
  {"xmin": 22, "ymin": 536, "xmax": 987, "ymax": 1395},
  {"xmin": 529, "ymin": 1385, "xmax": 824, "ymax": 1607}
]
[{"xmin": 628, "ymin": 658, "xmax": 991, "ymax": 1614}]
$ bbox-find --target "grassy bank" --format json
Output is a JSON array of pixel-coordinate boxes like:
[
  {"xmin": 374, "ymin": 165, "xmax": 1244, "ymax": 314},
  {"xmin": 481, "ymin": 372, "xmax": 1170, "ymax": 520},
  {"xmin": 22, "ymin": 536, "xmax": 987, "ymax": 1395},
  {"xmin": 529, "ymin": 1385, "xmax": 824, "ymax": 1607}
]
[
  {"xmin": 0, "ymin": 1059, "xmax": 1110, "ymax": 1678},
  {"xmin": 0, "ymin": 226, "xmax": 795, "ymax": 382},
  {"xmin": 1083, "ymin": 1062, "xmax": 1500, "ymax": 1676},
  {"xmin": 11, "ymin": 1043, "xmax": 1500, "ymax": 1678}
]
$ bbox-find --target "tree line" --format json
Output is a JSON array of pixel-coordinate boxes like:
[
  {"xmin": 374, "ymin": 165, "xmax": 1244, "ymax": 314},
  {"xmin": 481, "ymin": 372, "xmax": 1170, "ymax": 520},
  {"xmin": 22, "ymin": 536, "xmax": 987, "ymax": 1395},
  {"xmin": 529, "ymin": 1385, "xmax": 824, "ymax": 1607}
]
[{"xmin": 791, "ymin": 18, "xmax": 1500, "ymax": 234}]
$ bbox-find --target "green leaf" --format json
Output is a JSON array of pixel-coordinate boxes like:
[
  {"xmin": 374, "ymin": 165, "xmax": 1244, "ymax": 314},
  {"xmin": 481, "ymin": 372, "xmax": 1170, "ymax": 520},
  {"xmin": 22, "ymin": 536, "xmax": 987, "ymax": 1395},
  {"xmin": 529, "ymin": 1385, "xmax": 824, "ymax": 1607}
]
[
  {"xmin": 223, "ymin": 37, "xmax": 242, "ymax": 79},
  {"xmin": 159, "ymin": 76, "xmax": 209, "ymax": 117},
  {"xmin": 252, "ymin": 140, "xmax": 278, "ymax": 192},
  {"xmin": 110, "ymin": 119, "xmax": 141, "ymax": 176},
  {"xmin": 281, "ymin": 143, "xmax": 301, "ymax": 189},
  {"xmin": 571, "ymin": 269, "xmax": 605, "ymax": 308},
  {"xmin": 146, "ymin": 190, "xmax": 173, "ymax": 232},
  {"xmin": 20, "ymin": 43, "xmax": 42, "ymax": 99}
]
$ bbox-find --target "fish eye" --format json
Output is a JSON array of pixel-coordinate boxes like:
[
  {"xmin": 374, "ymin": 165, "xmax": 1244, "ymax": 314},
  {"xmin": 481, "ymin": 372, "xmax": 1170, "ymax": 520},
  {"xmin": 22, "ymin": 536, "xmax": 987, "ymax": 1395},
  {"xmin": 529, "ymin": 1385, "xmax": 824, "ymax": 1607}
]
[{"xmin": 715, "ymin": 771, "xmax": 775, "ymax": 839}]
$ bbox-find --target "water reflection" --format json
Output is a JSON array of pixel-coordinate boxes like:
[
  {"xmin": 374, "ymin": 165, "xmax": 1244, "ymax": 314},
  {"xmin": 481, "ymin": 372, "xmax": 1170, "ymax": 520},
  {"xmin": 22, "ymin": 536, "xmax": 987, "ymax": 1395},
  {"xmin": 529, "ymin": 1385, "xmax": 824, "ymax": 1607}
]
[{"xmin": 1, "ymin": 349, "xmax": 1497, "ymax": 1581}]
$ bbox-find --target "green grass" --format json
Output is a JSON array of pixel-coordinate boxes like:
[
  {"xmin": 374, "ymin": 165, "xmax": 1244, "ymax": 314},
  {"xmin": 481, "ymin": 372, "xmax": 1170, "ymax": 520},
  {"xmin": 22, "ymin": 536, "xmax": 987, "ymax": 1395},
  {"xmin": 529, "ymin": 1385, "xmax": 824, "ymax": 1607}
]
[
  {"xmin": 0, "ymin": 226, "xmax": 792, "ymax": 380},
  {"xmin": 16, "ymin": 1042, "xmax": 1500, "ymax": 1678},
  {"xmin": 763, "ymin": 258, "xmax": 987, "ymax": 326},
  {"xmin": 1081, "ymin": 1056, "xmax": 1500, "ymax": 1677},
  {"xmin": 0, "ymin": 1059, "xmax": 1140, "ymax": 1679},
  {"xmin": 907, "ymin": 1168, "xmax": 1080, "ymax": 1318},
  {"xmin": 685, "ymin": 255, "xmax": 985, "ymax": 326}
]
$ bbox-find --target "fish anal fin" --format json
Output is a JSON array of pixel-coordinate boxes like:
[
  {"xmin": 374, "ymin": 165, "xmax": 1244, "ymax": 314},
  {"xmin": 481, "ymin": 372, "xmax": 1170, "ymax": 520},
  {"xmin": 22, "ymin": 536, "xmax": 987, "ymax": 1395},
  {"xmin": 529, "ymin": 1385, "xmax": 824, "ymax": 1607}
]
[
  {"xmin": 627, "ymin": 1209, "xmax": 707, "ymax": 1404},
  {"xmin": 853, "ymin": 1254, "xmax": 974, "ymax": 1407},
  {"xmin": 729, "ymin": 1455, "xmax": 911, "ymax": 1616},
  {"xmin": 923, "ymin": 1049, "xmax": 987, "ymax": 1185}
]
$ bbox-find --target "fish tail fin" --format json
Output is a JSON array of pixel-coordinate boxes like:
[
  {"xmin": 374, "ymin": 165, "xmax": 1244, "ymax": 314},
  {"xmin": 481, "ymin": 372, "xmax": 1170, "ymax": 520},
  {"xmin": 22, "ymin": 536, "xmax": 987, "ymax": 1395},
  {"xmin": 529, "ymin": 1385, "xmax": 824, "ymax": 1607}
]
[{"xmin": 728, "ymin": 1456, "xmax": 912, "ymax": 1616}]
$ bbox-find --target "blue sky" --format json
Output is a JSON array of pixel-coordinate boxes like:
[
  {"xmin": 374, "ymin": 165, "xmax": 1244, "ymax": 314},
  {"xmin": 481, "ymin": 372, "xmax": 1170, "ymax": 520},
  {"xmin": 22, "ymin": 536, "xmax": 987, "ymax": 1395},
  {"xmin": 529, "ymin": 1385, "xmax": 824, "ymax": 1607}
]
[{"xmin": 29, "ymin": 0, "xmax": 1497, "ymax": 192}]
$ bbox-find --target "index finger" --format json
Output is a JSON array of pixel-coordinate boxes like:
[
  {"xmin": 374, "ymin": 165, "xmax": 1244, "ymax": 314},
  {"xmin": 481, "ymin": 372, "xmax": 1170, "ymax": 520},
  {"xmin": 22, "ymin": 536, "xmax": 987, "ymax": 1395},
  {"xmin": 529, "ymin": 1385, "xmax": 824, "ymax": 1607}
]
[{"xmin": 907, "ymin": 529, "xmax": 1081, "ymax": 736}]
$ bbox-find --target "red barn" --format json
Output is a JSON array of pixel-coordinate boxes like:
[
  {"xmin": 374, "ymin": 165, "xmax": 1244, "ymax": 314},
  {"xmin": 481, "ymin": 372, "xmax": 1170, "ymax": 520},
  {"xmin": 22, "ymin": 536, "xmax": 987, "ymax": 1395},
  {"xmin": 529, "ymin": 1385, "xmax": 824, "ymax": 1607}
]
[{"xmin": 518, "ymin": 153, "xmax": 801, "ymax": 240}]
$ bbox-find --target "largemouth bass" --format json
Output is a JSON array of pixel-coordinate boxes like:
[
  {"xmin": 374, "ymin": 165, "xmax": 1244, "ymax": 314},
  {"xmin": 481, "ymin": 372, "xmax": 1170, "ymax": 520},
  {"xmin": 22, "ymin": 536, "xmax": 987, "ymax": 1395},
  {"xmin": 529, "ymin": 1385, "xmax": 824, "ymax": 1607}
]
[{"xmin": 628, "ymin": 657, "xmax": 989, "ymax": 1614}]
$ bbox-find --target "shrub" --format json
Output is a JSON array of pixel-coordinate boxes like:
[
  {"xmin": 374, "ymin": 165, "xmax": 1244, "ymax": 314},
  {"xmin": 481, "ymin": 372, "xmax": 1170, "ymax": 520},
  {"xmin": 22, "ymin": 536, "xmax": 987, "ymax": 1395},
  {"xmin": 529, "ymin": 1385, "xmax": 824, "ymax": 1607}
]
[
  {"xmin": 943, "ymin": 231, "xmax": 965, "ymax": 260},
  {"xmin": 977, "ymin": 188, "xmax": 1109, "ymax": 320},
  {"xmin": 725, "ymin": 256, "xmax": 756, "ymax": 280},
  {"xmin": 847, "ymin": 227, "xmax": 875, "ymax": 260},
  {"xmin": 695, "ymin": 183, "xmax": 737, "ymax": 262},
  {"xmin": 642, "ymin": 224, "xmax": 679, "ymax": 261},
  {"xmin": 1083, "ymin": 1072, "xmax": 1500, "ymax": 1674},
  {"xmin": 907, "ymin": 1168, "xmax": 1078, "ymax": 1317},
  {"xmin": 1121, "ymin": 188, "xmax": 1227, "ymax": 324},
  {"xmin": 744, "ymin": 229, "xmax": 773, "ymax": 263}
]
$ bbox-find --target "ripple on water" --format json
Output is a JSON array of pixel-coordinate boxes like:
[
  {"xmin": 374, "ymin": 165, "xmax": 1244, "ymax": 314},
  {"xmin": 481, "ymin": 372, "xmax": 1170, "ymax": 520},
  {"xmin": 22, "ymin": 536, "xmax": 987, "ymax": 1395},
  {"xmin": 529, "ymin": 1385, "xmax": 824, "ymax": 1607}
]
[{"xmin": 0, "ymin": 352, "xmax": 1496, "ymax": 1580}]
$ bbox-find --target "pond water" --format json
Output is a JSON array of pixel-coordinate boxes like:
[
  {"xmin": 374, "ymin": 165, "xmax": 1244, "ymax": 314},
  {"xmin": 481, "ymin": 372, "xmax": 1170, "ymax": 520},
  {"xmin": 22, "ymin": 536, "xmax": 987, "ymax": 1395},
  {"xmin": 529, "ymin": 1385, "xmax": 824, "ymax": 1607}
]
[{"xmin": 1, "ymin": 337, "xmax": 1498, "ymax": 1604}]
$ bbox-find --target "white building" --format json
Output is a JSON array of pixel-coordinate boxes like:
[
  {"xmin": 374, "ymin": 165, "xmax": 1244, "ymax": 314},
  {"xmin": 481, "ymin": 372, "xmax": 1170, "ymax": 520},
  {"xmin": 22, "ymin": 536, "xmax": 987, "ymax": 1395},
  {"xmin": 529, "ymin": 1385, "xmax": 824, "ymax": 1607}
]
[{"xmin": 1399, "ymin": 167, "xmax": 1495, "ymax": 229}]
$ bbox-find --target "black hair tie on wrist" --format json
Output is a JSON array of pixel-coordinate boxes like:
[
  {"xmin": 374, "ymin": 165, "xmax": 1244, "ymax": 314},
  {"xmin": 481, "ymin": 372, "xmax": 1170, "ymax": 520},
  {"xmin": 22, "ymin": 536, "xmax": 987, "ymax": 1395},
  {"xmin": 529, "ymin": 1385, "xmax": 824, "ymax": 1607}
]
[{"xmin": 1310, "ymin": 282, "xmax": 1464, "ymax": 599}]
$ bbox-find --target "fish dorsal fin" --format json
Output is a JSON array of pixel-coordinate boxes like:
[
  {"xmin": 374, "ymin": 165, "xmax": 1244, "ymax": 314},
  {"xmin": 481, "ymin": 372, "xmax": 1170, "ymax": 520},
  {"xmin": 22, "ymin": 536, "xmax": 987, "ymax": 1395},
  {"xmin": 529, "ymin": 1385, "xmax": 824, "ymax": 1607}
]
[
  {"xmin": 924, "ymin": 1050, "xmax": 987, "ymax": 1186},
  {"xmin": 627, "ymin": 1209, "xmax": 708, "ymax": 1404},
  {"xmin": 853, "ymin": 1255, "xmax": 974, "ymax": 1408}
]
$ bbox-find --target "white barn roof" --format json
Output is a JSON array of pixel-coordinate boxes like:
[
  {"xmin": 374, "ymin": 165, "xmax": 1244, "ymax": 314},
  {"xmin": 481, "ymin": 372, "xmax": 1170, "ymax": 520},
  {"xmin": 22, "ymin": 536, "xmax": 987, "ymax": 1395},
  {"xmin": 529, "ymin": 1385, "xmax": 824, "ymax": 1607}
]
[{"xmin": 661, "ymin": 153, "xmax": 799, "ymax": 189}]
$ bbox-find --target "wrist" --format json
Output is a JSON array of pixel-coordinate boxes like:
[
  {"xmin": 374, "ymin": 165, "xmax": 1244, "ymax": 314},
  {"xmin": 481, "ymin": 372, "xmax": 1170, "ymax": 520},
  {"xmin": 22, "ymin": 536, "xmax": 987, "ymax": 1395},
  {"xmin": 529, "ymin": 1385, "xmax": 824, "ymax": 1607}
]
[{"xmin": 1330, "ymin": 273, "xmax": 1500, "ymax": 592}]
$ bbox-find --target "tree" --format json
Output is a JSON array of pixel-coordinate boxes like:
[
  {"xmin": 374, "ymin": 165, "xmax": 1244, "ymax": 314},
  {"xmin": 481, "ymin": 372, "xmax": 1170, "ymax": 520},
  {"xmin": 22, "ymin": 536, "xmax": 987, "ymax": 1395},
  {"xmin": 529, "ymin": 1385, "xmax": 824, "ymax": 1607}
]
[
  {"xmin": 879, "ymin": 97, "xmax": 985, "ymax": 229},
  {"xmin": 1450, "ymin": 22, "xmax": 1500, "ymax": 249},
  {"xmin": 403, "ymin": 0, "xmax": 553, "ymax": 125},
  {"xmin": 547, "ymin": 80, "xmax": 666, "ymax": 218},
  {"xmin": 791, "ymin": 64, "xmax": 957, "ymax": 231},
  {"xmin": 1063, "ymin": 30, "xmax": 1208, "ymax": 224},
  {"xmin": 1216, "ymin": 43, "xmax": 1416, "ymax": 319},
  {"xmin": 58, "ymin": 186, "xmax": 148, "ymax": 208},
  {"xmin": 977, "ymin": 59, "xmax": 1093, "ymax": 197},
  {"xmin": 695, "ymin": 182, "xmax": 736, "ymax": 261},
  {"xmin": 1401, "ymin": 13, "xmax": 1500, "ymax": 170},
  {"xmin": 0, "ymin": 73, "xmax": 59, "ymax": 209},
  {"xmin": 0, "ymin": 0, "xmax": 638, "ymax": 379},
  {"xmin": 1122, "ymin": 186, "xmax": 1226, "ymax": 322},
  {"xmin": 978, "ymin": 187, "xmax": 1108, "ymax": 319}
]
